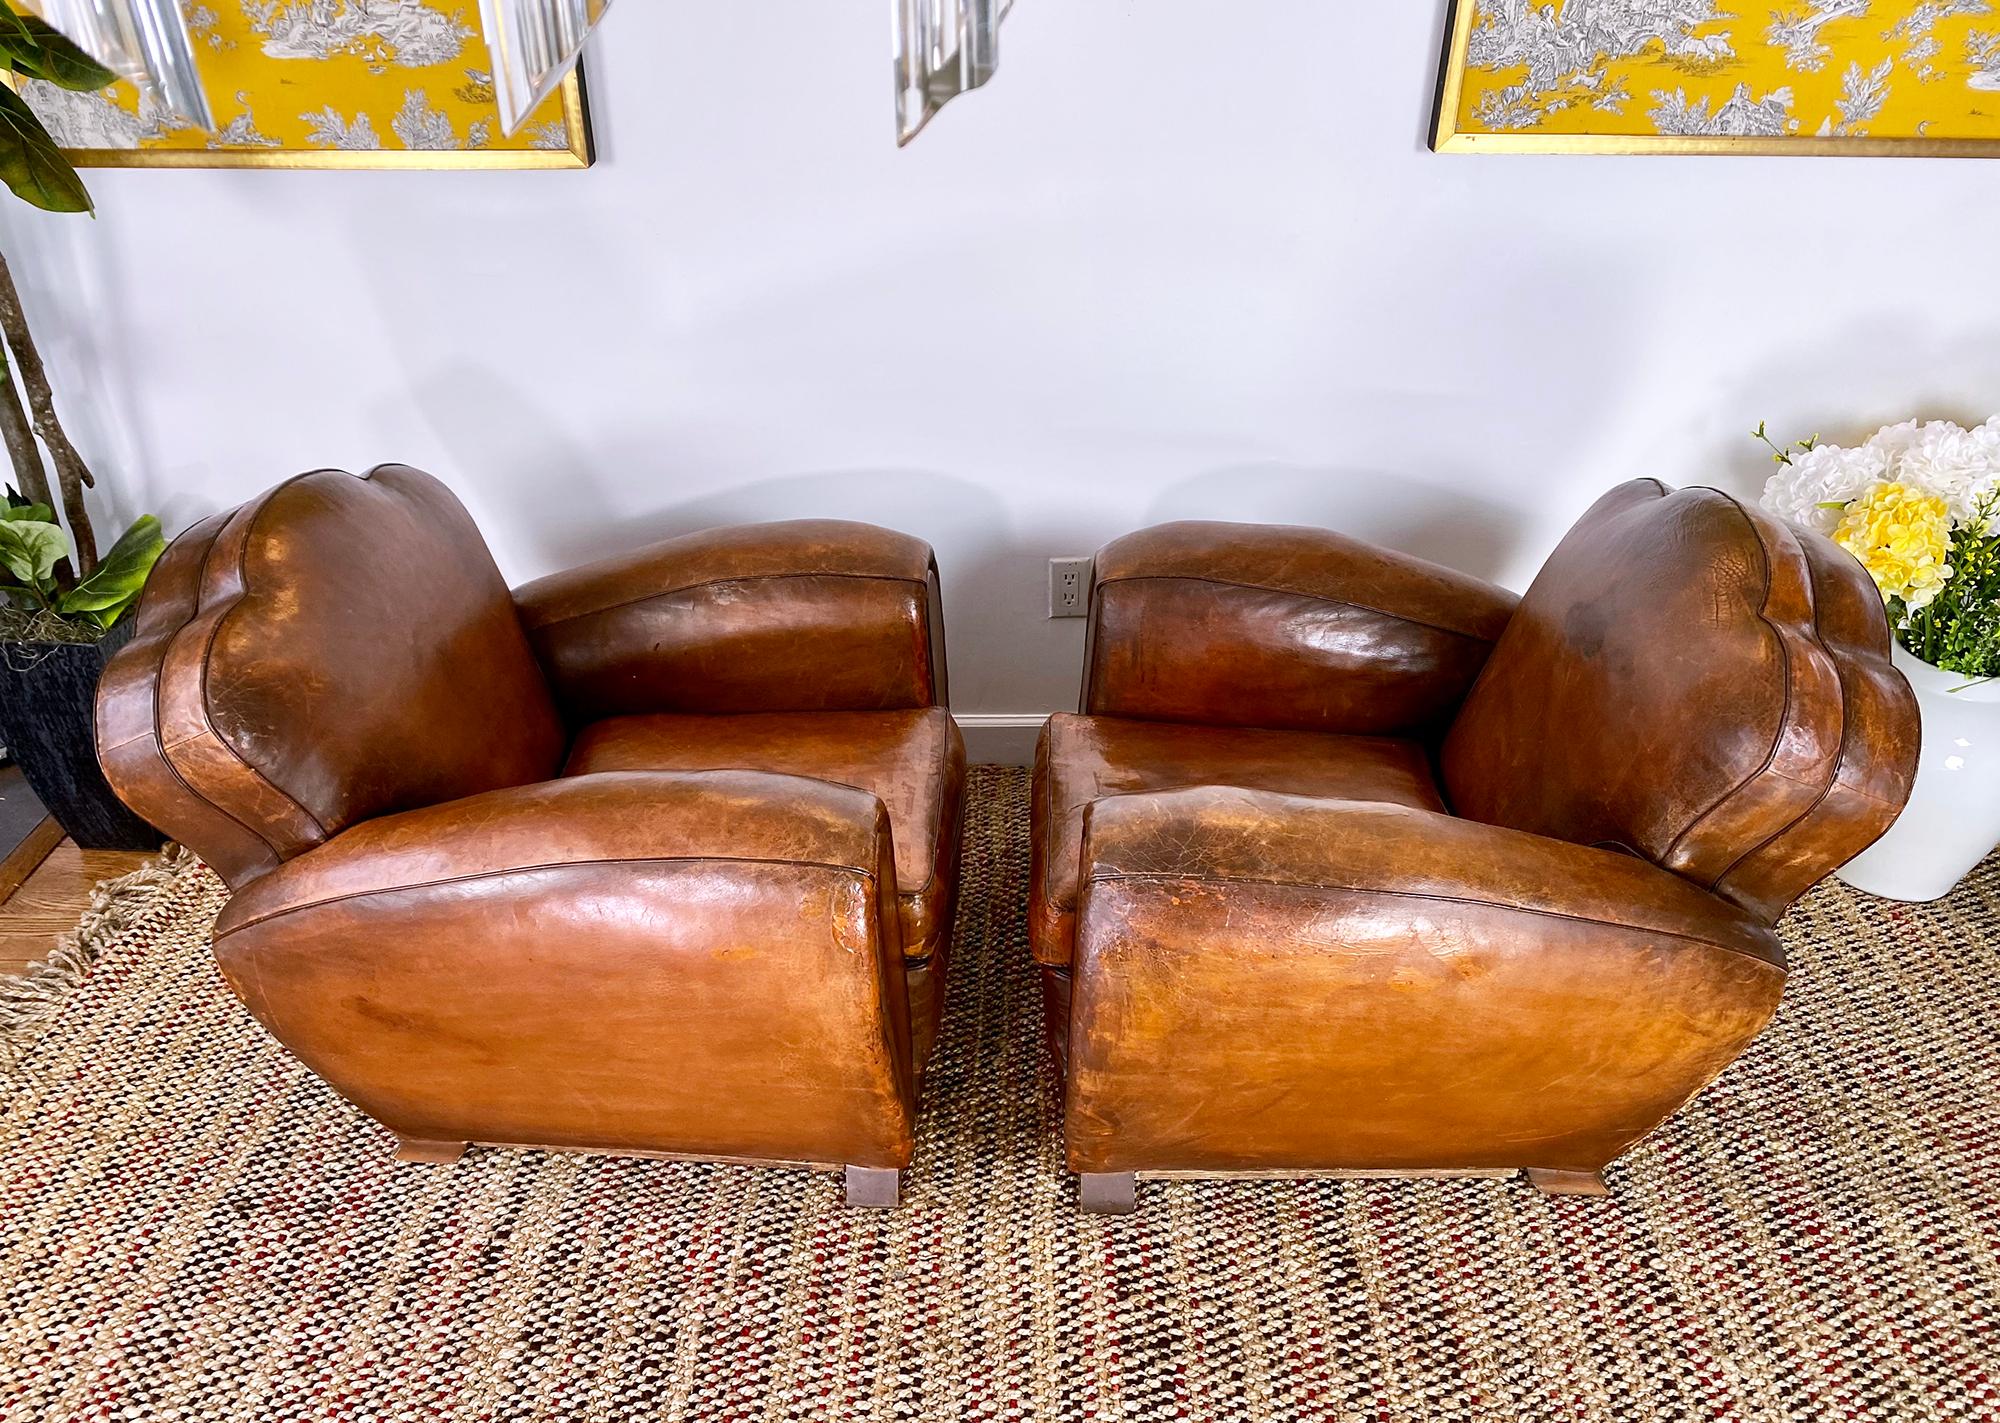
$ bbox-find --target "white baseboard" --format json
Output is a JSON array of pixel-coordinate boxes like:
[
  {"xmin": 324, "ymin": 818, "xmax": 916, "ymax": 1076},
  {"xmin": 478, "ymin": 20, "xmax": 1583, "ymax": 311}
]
[{"xmin": 954, "ymin": 713, "xmax": 1048, "ymax": 767}]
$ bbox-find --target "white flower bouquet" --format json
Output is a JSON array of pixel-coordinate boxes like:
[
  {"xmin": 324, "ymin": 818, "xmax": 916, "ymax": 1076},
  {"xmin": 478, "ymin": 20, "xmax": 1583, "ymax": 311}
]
[{"xmin": 1759, "ymin": 417, "xmax": 2000, "ymax": 677}]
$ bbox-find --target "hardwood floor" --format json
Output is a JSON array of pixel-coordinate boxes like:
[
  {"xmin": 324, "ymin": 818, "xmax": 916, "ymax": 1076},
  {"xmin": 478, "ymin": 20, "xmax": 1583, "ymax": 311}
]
[{"xmin": 0, "ymin": 823, "xmax": 154, "ymax": 978}]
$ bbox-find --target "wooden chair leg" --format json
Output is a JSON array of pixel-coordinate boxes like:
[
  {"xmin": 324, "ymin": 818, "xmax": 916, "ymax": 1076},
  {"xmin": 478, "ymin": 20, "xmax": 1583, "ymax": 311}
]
[
  {"xmin": 844, "ymin": 1166, "xmax": 901, "ymax": 1208},
  {"xmin": 1525, "ymin": 1167, "xmax": 1610, "ymax": 1197},
  {"xmin": 1079, "ymin": 1171, "xmax": 1138, "ymax": 1215},
  {"xmin": 393, "ymin": 1137, "xmax": 468, "ymax": 1165}
]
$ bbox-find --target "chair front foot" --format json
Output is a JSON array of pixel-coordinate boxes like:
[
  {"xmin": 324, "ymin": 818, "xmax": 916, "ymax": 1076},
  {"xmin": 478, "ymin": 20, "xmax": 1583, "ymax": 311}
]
[
  {"xmin": 1079, "ymin": 1171, "xmax": 1138, "ymax": 1215},
  {"xmin": 844, "ymin": 1165, "xmax": 901, "ymax": 1209},
  {"xmin": 1524, "ymin": 1167, "xmax": 1610, "ymax": 1197},
  {"xmin": 393, "ymin": 1137, "xmax": 468, "ymax": 1165}
]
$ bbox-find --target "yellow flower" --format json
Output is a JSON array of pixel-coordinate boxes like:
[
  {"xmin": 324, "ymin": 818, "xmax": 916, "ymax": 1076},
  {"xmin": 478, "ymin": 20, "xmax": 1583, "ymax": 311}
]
[{"xmin": 1831, "ymin": 481, "xmax": 1954, "ymax": 609}]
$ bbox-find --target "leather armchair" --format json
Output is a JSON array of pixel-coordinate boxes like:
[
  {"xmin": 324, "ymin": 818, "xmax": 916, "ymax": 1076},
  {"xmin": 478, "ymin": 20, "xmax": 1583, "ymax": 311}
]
[
  {"xmin": 96, "ymin": 466, "xmax": 965, "ymax": 1208},
  {"xmin": 1033, "ymin": 480, "xmax": 1918, "ymax": 1213}
]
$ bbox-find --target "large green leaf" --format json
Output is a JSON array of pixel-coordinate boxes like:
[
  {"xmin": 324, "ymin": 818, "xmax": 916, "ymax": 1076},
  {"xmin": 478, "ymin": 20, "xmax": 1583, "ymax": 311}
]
[
  {"xmin": 0, "ymin": 83, "xmax": 89, "ymax": 213},
  {"xmin": 0, "ymin": 514, "xmax": 67, "ymax": 591},
  {"xmin": 0, "ymin": 484, "xmax": 53, "ymax": 523},
  {"xmin": 57, "ymin": 514, "xmax": 162, "ymax": 626},
  {"xmin": 0, "ymin": 11, "xmax": 116, "ymax": 91}
]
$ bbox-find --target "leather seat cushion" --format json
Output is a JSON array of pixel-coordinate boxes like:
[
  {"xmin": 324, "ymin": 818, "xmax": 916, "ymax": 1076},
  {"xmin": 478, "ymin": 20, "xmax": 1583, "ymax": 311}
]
[
  {"xmin": 564, "ymin": 708, "xmax": 965, "ymax": 960},
  {"xmin": 1030, "ymin": 712, "xmax": 1447, "ymax": 965}
]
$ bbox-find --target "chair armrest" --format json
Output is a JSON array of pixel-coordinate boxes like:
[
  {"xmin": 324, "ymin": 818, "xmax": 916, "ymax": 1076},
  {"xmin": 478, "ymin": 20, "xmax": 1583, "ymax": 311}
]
[
  {"xmin": 1064, "ymin": 786, "xmax": 1784, "ymax": 1176},
  {"xmin": 1084, "ymin": 521, "xmax": 1518, "ymax": 735},
  {"xmin": 214, "ymin": 769, "xmax": 917, "ymax": 1168},
  {"xmin": 513, "ymin": 519, "xmax": 948, "ymax": 720}
]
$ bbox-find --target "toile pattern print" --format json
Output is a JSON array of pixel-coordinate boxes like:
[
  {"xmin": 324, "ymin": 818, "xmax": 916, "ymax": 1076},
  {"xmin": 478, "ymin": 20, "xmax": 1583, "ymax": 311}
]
[
  {"xmin": 20, "ymin": 1, "xmax": 582, "ymax": 160},
  {"xmin": 1447, "ymin": 0, "xmax": 2000, "ymax": 143}
]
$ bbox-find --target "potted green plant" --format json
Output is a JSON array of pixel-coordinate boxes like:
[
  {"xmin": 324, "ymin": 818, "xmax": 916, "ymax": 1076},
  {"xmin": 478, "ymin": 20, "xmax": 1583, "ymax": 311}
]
[{"xmin": 0, "ymin": 7, "xmax": 166, "ymax": 848}]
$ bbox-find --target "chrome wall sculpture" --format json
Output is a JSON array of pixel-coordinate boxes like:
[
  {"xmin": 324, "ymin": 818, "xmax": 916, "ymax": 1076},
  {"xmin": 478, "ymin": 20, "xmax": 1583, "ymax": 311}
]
[
  {"xmin": 478, "ymin": 0, "xmax": 614, "ymax": 136},
  {"xmin": 23, "ymin": 2, "xmax": 998, "ymax": 152},
  {"xmin": 895, "ymin": 0, "xmax": 1009, "ymax": 146},
  {"xmin": 18, "ymin": 0, "xmax": 211, "ymax": 127}
]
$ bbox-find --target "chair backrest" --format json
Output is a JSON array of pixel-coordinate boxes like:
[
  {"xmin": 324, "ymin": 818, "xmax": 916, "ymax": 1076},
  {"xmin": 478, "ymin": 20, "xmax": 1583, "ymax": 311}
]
[
  {"xmin": 1440, "ymin": 479, "xmax": 1919, "ymax": 923},
  {"xmin": 97, "ymin": 466, "xmax": 566, "ymax": 888}
]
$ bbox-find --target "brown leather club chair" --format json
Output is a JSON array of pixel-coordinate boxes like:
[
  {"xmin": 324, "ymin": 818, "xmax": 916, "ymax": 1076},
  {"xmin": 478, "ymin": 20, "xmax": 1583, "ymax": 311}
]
[
  {"xmin": 96, "ymin": 466, "xmax": 965, "ymax": 1208},
  {"xmin": 1031, "ymin": 479, "xmax": 1919, "ymax": 1214}
]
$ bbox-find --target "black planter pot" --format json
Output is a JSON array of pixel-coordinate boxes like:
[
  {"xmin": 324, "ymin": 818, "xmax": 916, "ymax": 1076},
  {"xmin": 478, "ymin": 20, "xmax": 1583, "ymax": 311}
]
[{"xmin": 0, "ymin": 618, "xmax": 160, "ymax": 850}]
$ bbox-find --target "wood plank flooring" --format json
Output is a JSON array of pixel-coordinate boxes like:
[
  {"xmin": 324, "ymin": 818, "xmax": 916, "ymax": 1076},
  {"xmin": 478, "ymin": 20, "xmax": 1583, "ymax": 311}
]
[{"xmin": 0, "ymin": 827, "xmax": 153, "ymax": 977}]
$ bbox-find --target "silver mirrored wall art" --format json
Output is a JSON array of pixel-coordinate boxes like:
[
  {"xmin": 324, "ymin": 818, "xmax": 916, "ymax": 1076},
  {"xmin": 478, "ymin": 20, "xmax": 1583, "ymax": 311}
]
[
  {"xmin": 895, "ymin": 0, "xmax": 1008, "ymax": 146},
  {"xmin": 19, "ymin": 0, "xmax": 212, "ymax": 128},
  {"xmin": 478, "ymin": 0, "xmax": 614, "ymax": 137}
]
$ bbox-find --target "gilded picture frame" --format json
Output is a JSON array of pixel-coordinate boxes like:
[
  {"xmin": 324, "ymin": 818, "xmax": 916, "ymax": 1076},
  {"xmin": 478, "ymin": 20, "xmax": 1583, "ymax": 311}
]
[
  {"xmin": 1432, "ymin": 0, "xmax": 2000, "ymax": 158},
  {"xmin": 18, "ymin": 4, "xmax": 592, "ymax": 171}
]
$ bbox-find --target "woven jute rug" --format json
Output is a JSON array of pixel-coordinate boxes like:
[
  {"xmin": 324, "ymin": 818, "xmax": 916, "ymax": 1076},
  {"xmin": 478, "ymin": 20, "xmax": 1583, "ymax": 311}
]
[{"xmin": 1, "ymin": 767, "xmax": 1994, "ymax": 1422}]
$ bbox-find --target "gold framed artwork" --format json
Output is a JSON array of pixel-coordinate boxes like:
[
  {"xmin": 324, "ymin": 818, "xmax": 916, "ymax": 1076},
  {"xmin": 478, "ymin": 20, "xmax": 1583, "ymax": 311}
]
[
  {"xmin": 1433, "ymin": 0, "xmax": 2000, "ymax": 157},
  {"xmin": 17, "ymin": 3, "xmax": 591, "ymax": 170}
]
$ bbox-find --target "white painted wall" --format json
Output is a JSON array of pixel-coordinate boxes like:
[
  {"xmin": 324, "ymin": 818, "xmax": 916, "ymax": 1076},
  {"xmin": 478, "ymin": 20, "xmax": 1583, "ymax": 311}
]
[{"xmin": 3, "ymin": 1, "xmax": 1997, "ymax": 723}]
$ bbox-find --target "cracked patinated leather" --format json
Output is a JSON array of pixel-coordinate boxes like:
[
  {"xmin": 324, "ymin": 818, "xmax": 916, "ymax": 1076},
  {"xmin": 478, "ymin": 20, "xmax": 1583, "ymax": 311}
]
[
  {"xmin": 1036, "ymin": 483, "xmax": 1917, "ymax": 1182},
  {"xmin": 97, "ymin": 467, "xmax": 964, "ymax": 1174}
]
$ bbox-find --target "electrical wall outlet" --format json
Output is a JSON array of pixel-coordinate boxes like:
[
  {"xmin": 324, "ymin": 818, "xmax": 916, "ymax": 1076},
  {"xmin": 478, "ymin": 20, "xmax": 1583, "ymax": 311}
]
[{"xmin": 1049, "ymin": 557, "xmax": 1091, "ymax": 618}]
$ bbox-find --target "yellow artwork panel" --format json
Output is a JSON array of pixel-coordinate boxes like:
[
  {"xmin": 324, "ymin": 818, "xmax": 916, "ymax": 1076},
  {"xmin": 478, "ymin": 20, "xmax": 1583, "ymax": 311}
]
[
  {"xmin": 21, "ymin": 2, "xmax": 590, "ymax": 169},
  {"xmin": 1435, "ymin": 0, "xmax": 2000, "ymax": 155}
]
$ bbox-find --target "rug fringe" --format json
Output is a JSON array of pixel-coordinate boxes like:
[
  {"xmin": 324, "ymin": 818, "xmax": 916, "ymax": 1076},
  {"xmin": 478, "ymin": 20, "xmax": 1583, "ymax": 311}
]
[{"xmin": 0, "ymin": 844, "xmax": 200, "ymax": 1075}]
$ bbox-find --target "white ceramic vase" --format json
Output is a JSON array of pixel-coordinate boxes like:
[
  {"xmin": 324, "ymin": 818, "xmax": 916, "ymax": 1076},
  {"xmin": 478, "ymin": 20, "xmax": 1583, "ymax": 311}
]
[{"xmin": 1837, "ymin": 643, "xmax": 2000, "ymax": 902}]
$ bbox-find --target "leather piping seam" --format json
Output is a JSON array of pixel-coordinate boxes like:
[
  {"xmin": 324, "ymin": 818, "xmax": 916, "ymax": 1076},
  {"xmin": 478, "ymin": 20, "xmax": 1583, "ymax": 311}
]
[
  {"xmin": 193, "ymin": 515, "xmax": 332, "ymax": 843},
  {"xmin": 1706, "ymin": 579, "xmax": 1908, "ymax": 900},
  {"xmin": 1711, "ymin": 771, "xmax": 1842, "ymax": 911},
  {"xmin": 162, "ymin": 605, "xmax": 296, "ymax": 867},
  {"xmin": 215, "ymin": 854, "xmax": 884, "ymax": 941},
  {"xmin": 1662, "ymin": 492, "xmax": 1839, "ymax": 891},
  {"xmin": 184, "ymin": 469, "xmax": 363, "ymax": 854},
  {"xmin": 1654, "ymin": 490, "xmax": 1791, "ymax": 874},
  {"xmin": 131, "ymin": 624, "xmax": 287, "ymax": 877},
  {"xmin": 115, "ymin": 520, "xmax": 285, "ymax": 875},
  {"xmin": 153, "ymin": 671, "xmax": 293, "ymax": 866},
  {"xmin": 922, "ymin": 554, "xmax": 949, "ymax": 707},
  {"xmin": 523, "ymin": 571, "xmax": 931, "ymax": 632},
  {"xmin": 1082, "ymin": 869, "xmax": 1785, "ymax": 970},
  {"xmin": 1092, "ymin": 573, "xmax": 1510, "ymax": 645}
]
